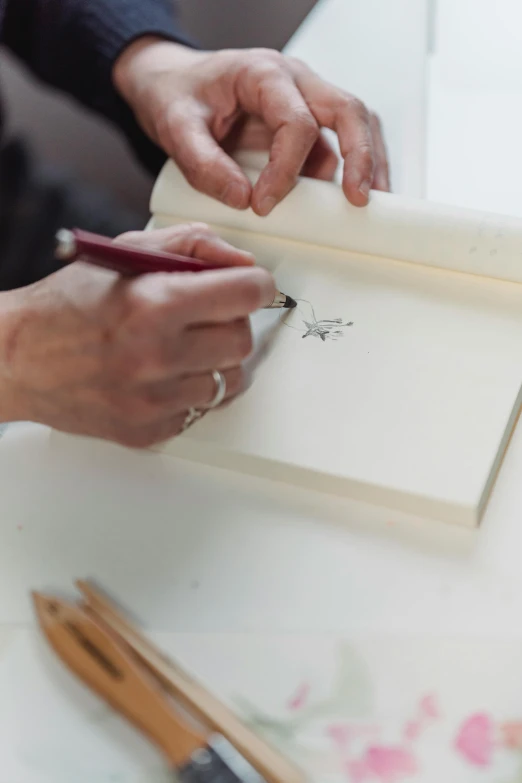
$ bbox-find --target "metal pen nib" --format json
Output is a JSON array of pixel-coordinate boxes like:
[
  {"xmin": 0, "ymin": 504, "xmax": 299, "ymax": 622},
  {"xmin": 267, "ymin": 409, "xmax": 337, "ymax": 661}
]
[{"xmin": 266, "ymin": 291, "xmax": 297, "ymax": 309}]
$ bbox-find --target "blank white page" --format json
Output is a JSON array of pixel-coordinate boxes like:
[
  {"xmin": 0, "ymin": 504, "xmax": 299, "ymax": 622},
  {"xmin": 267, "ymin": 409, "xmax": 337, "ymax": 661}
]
[
  {"xmin": 155, "ymin": 231, "xmax": 522, "ymax": 526},
  {"xmin": 151, "ymin": 163, "xmax": 522, "ymax": 525}
]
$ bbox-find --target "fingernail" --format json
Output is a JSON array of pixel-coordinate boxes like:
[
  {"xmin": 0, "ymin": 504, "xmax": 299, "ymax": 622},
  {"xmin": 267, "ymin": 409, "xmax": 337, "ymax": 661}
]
[
  {"xmin": 358, "ymin": 180, "xmax": 371, "ymax": 199},
  {"xmin": 246, "ymin": 267, "xmax": 276, "ymax": 308},
  {"xmin": 242, "ymin": 251, "xmax": 256, "ymax": 264},
  {"xmin": 258, "ymin": 196, "xmax": 277, "ymax": 216},
  {"xmin": 258, "ymin": 269, "xmax": 277, "ymax": 306},
  {"xmin": 223, "ymin": 181, "xmax": 249, "ymax": 209}
]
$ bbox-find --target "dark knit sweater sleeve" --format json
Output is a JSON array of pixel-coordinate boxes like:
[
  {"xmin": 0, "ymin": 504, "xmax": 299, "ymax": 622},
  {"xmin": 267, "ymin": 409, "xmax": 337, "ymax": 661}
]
[{"xmin": 2, "ymin": 0, "xmax": 196, "ymax": 175}]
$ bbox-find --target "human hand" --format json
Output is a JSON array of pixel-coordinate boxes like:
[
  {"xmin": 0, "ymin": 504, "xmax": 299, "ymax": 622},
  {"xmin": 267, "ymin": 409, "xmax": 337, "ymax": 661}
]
[
  {"xmin": 0, "ymin": 224, "xmax": 274, "ymax": 447},
  {"xmin": 113, "ymin": 38, "xmax": 390, "ymax": 215}
]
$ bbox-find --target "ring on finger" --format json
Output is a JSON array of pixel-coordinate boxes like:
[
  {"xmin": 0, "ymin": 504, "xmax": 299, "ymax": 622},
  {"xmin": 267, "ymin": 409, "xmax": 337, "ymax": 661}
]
[
  {"xmin": 181, "ymin": 370, "xmax": 228, "ymax": 432},
  {"xmin": 181, "ymin": 407, "xmax": 204, "ymax": 432},
  {"xmin": 206, "ymin": 369, "xmax": 227, "ymax": 409}
]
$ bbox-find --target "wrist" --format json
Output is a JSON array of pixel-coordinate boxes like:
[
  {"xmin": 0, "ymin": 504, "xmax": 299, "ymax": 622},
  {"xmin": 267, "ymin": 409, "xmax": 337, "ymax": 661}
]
[
  {"xmin": 0, "ymin": 290, "xmax": 31, "ymax": 422},
  {"xmin": 113, "ymin": 36, "xmax": 203, "ymax": 106}
]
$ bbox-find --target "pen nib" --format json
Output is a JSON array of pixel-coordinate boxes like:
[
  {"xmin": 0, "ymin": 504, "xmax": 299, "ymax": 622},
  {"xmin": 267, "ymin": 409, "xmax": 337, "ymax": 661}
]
[{"xmin": 285, "ymin": 295, "xmax": 297, "ymax": 309}]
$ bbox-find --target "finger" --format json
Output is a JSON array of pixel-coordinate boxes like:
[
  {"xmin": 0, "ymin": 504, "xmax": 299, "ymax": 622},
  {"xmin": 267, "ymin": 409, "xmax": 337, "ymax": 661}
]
[
  {"xmin": 116, "ymin": 224, "xmax": 255, "ymax": 267},
  {"xmin": 235, "ymin": 57, "xmax": 320, "ymax": 215},
  {"xmin": 293, "ymin": 67, "xmax": 375, "ymax": 206},
  {"xmin": 301, "ymin": 133, "xmax": 339, "ymax": 181},
  {"xmin": 135, "ymin": 266, "xmax": 276, "ymax": 327},
  {"xmin": 184, "ymin": 231, "xmax": 255, "ymax": 267},
  {"xmin": 329, "ymin": 98, "xmax": 374, "ymax": 206},
  {"xmin": 174, "ymin": 320, "xmax": 253, "ymax": 373},
  {"xmin": 369, "ymin": 113, "xmax": 391, "ymax": 192},
  {"xmin": 158, "ymin": 106, "xmax": 252, "ymax": 209},
  {"xmin": 227, "ymin": 117, "xmax": 338, "ymax": 182},
  {"xmin": 144, "ymin": 366, "xmax": 245, "ymax": 412},
  {"xmin": 113, "ymin": 413, "xmax": 187, "ymax": 450},
  {"xmin": 113, "ymin": 364, "xmax": 246, "ymax": 448},
  {"xmin": 223, "ymin": 116, "xmax": 272, "ymax": 154}
]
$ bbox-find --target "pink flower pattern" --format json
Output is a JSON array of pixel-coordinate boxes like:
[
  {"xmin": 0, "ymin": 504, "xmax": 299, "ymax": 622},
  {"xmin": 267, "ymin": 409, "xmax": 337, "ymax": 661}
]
[
  {"xmin": 268, "ymin": 679, "xmax": 522, "ymax": 781},
  {"xmin": 286, "ymin": 681, "xmax": 310, "ymax": 711},
  {"xmin": 454, "ymin": 713, "xmax": 494, "ymax": 767},
  {"xmin": 346, "ymin": 746, "xmax": 417, "ymax": 782},
  {"xmin": 501, "ymin": 721, "xmax": 522, "ymax": 750},
  {"xmin": 325, "ymin": 698, "xmax": 431, "ymax": 781},
  {"xmin": 419, "ymin": 694, "xmax": 439, "ymax": 720}
]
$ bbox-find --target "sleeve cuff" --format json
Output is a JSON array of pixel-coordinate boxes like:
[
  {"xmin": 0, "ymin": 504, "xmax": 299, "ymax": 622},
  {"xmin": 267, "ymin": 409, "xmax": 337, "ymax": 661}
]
[
  {"xmin": 70, "ymin": 1, "xmax": 199, "ymax": 177},
  {"xmin": 83, "ymin": 0, "xmax": 199, "ymax": 68}
]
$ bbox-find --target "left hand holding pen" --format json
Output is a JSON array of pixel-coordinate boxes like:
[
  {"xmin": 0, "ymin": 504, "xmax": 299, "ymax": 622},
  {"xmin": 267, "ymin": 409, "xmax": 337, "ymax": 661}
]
[{"xmin": 113, "ymin": 38, "xmax": 390, "ymax": 215}]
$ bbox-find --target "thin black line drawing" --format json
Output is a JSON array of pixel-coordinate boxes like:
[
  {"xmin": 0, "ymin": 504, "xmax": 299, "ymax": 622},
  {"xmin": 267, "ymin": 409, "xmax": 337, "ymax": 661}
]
[{"xmin": 285, "ymin": 299, "xmax": 353, "ymax": 341}]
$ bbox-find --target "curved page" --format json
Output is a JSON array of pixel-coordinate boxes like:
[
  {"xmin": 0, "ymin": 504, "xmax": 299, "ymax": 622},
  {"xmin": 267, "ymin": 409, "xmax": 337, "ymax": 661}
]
[{"xmin": 151, "ymin": 160, "xmax": 522, "ymax": 284}]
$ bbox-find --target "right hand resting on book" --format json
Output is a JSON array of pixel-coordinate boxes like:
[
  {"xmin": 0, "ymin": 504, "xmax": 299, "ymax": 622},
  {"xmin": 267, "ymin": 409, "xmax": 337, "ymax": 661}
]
[
  {"xmin": 0, "ymin": 224, "xmax": 274, "ymax": 447},
  {"xmin": 113, "ymin": 39, "xmax": 390, "ymax": 215}
]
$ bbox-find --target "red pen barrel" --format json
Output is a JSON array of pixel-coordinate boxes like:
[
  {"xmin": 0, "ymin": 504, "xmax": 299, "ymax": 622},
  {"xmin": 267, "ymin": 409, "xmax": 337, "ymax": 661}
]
[
  {"xmin": 57, "ymin": 228, "xmax": 227, "ymax": 276},
  {"xmin": 54, "ymin": 228, "xmax": 296, "ymax": 309}
]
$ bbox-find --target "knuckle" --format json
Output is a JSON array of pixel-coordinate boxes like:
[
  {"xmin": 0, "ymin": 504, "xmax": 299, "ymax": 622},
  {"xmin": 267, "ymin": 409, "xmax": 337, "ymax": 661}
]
[
  {"xmin": 250, "ymin": 47, "xmax": 283, "ymax": 64},
  {"xmin": 187, "ymin": 224, "xmax": 218, "ymax": 248},
  {"xmin": 340, "ymin": 94, "xmax": 370, "ymax": 121},
  {"xmin": 358, "ymin": 143, "xmax": 374, "ymax": 171},
  {"xmin": 292, "ymin": 109, "xmax": 319, "ymax": 138},
  {"xmin": 126, "ymin": 278, "xmax": 159, "ymax": 314},
  {"xmin": 175, "ymin": 222, "xmax": 216, "ymax": 256},
  {"xmin": 245, "ymin": 49, "xmax": 285, "ymax": 78},
  {"xmin": 286, "ymin": 55, "xmax": 309, "ymax": 73},
  {"xmin": 350, "ymin": 97, "xmax": 370, "ymax": 121},
  {"xmin": 186, "ymin": 222, "xmax": 212, "ymax": 236},
  {"xmin": 114, "ymin": 230, "xmax": 142, "ymax": 246},
  {"xmin": 168, "ymin": 222, "xmax": 212, "ymax": 244}
]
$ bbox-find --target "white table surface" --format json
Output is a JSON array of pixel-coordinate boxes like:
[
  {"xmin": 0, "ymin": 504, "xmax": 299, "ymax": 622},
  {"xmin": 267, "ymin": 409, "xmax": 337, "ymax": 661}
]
[{"xmin": 6, "ymin": 2, "xmax": 522, "ymax": 781}]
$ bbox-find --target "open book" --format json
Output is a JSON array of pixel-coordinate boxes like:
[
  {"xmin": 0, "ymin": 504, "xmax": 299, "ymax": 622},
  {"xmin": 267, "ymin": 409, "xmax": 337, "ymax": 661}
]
[{"xmin": 148, "ymin": 155, "xmax": 522, "ymax": 527}]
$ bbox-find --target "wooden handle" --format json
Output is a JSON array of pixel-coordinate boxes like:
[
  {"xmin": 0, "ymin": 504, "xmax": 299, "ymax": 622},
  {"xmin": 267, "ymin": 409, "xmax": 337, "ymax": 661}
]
[
  {"xmin": 76, "ymin": 580, "xmax": 306, "ymax": 783},
  {"xmin": 33, "ymin": 592, "xmax": 207, "ymax": 767}
]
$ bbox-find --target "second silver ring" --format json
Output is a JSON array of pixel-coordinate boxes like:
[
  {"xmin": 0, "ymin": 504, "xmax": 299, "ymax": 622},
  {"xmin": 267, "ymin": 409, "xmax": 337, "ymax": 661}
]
[{"xmin": 206, "ymin": 370, "xmax": 227, "ymax": 409}]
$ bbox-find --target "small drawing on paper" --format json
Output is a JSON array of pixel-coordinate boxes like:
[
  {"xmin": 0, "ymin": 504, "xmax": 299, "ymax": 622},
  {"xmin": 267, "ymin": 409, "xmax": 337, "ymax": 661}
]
[{"xmin": 285, "ymin": 300, "xmax": 353, "ymax": 342}]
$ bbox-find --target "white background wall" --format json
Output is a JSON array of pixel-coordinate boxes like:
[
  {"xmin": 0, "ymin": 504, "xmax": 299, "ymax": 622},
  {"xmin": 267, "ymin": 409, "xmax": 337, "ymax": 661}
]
[{"xmin": 427, "ymin": 0, "xmax": 522, "ymax": 216}]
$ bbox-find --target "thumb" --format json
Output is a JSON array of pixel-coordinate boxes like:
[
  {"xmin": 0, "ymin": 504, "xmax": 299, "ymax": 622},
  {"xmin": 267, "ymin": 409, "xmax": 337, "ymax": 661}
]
[{"xmin": 115, "ymin": 224, "xmax": 256, "ymax": 267}]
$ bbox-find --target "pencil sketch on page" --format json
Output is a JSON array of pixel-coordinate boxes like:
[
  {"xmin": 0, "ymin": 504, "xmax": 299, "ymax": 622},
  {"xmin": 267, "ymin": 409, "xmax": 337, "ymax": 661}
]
[{"xmin": 285, "ymin": 300, "xmax": 353, "ymax": 341}]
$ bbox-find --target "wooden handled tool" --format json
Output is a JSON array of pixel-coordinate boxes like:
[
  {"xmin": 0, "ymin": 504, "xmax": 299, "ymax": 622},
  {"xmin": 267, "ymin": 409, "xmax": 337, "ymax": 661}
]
[{"xmin": 33, "ymin": 582, "xmax": 306, "ymax": 783}]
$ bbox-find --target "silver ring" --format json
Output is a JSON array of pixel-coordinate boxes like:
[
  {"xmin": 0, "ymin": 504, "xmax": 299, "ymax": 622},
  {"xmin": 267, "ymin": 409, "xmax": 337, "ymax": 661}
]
[
  {"xmin": 207, "ymin": 370, "xmax": 226, "ymax": 409},
  {"xmin": 181, "ymin": 407, "xmax": 203, "ymax": 432}
]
